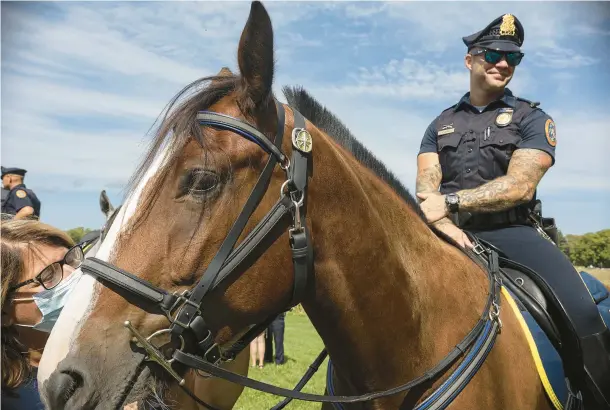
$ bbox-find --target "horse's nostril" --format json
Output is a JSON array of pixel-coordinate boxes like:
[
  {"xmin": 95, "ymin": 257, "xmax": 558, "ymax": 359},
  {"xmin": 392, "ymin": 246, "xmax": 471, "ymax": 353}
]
[
  {"xmin": 61, "ymin": 370, "xmax": 83, "ymax": 402},
  {"xmin": 45, "ymin": 366, "xmax": 92, "ymax": 409},
  {"xmin": 47, "ymin": 371, "xmax": 77, "ymax": 408}
]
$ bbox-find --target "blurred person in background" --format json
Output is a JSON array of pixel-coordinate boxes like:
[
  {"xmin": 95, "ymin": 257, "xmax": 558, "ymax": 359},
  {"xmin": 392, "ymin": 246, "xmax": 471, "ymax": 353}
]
[
  {"xmin": 1, "ymin": 167, "xmax": 41, "ymax": 220},
  {"xmin": 249, "ymin": 329, "xmax": 266, "ymax": 369}
]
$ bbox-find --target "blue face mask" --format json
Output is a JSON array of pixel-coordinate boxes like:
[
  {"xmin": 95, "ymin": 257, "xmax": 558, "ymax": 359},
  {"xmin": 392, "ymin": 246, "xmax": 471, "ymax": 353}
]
[{"xmin": 13, "ymin": 271, "xmax": 82, "ymax": 333}]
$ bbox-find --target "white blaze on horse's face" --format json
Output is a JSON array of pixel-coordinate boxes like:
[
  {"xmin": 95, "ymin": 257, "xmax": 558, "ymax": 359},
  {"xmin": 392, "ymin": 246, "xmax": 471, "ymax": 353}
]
[{"xmin": 37, "ymin": 146, "xmax": 170, "ymax": 385}]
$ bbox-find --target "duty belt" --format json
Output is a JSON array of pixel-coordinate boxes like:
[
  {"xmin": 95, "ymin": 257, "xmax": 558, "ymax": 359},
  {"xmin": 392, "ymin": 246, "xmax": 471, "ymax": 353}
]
[{"xmin": 454, "ymin": 207, "xmax": 530, "ymax": 229}]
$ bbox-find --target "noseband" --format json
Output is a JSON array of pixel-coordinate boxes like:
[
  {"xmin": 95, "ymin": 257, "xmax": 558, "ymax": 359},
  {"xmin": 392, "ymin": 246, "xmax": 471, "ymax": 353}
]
[{"xmin": 78, "ymin": 100, "xmax": 504, "ymax": 409}]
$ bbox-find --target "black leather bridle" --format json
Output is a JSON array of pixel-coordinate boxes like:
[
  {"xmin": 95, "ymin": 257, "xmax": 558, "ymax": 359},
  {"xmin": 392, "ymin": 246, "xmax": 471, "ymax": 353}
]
[{"xmin": 78, "ymin": 100, "xmax": 504, "ymax": 409}]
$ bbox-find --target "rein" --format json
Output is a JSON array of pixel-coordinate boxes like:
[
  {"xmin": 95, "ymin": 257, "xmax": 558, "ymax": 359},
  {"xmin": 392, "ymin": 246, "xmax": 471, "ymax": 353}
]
[{"xmin": 78, "ymin": 100, "xmax": 504, "ymax": 409}]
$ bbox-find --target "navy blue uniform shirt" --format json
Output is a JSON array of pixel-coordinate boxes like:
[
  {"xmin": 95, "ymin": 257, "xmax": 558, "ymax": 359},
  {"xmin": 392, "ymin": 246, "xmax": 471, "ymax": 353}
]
[
  {"xmin": 418, "ymin": 89, "xmax": 556, "ymax": 194},
  {"xmin": 1, "ymin": 184, "xmax": 41, "ymax": 218}
]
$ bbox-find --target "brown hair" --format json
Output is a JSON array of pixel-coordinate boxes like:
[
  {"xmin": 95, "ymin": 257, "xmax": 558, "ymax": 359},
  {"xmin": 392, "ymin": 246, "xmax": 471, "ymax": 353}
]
[{"xmin": 1, "ymin": 216, "xmax": 74, "ymax": 391}]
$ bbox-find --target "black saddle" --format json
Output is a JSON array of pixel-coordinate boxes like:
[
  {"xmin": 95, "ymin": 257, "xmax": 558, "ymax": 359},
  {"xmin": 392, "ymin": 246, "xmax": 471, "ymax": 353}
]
[
  {"xmin": 475, "ymin": 238, "xmax": 562, "ymax": 347},
  {"xmin": 470, "ymin": 236, "xmax": 587, "ymax": 402}
]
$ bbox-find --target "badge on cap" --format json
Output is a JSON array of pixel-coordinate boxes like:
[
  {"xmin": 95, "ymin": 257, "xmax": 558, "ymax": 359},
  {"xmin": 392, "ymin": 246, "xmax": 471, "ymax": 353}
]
[
  {"xmin": 499, "ymin": 14, "xmax": 516, "ymax": 36},
  {"xmin": 545, "ymin": 119, "xmax": 557, "ymax": 147},
  {"xmin": 16, "ymin": 189, "xmax": 27, "ymax": 199},
  {"xmin": 495, "ymin": 108, "xmax": 513, "ymax": 127},
  {"xmin": 292, "ymin": 128, "xmax": 312, "ymax": 153}
]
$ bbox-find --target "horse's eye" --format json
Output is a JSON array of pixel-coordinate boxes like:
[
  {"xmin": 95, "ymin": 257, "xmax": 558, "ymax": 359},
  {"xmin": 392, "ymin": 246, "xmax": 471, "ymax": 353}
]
[{"xmin": 179, "ymin": 169, "xmax": 219, "ymax": 199}]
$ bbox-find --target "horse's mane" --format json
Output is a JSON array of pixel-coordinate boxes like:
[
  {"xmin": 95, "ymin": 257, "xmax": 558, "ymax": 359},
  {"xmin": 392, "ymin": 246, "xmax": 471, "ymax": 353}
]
[
  {"xmin": 125, "ymin": 74, "xmax": 425, "ymax": 223},
  {"xmin": 282, "ymin": 85, "xmax": 426, "ymax": 221},
  {"xmin": 126, "ymin": 74, "xmax": 240, "ymax": 205}
]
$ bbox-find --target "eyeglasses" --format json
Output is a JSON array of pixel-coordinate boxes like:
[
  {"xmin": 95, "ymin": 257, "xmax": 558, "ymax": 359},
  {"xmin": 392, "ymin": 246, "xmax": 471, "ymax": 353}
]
[
  {"xmin": 470, "ymin": 49, "xmax": 524, "ymax": 67},
  {"xmin": 10, "ymin": 245, "xmax": 85, "ymax": 292}
]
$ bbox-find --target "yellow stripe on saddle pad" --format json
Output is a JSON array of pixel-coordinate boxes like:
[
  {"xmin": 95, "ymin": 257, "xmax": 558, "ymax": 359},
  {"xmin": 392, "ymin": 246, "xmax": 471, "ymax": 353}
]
[{"xmin": 501, "ymin": 286, "xmax": 563, "ymax": 410}]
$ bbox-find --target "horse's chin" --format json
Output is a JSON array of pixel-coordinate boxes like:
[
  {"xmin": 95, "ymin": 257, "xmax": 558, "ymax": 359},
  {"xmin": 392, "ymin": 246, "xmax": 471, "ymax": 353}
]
[{"xmin": 122, "ymin": 366, "xmax": 171, "ymax": 410}]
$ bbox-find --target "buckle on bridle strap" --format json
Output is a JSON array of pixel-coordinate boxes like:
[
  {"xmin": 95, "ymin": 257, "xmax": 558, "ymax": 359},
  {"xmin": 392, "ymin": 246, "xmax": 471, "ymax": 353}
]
[
  {"xmin": 124, "ymin": 321, "xmax": 186, "ymax": 386},
  {"xmin": 167, "ymin": 291, "xmax": 202, "ymax": 330},
  {"xmin": 204, "ymin": 343, "xmax": 222, "ymax": 365}
]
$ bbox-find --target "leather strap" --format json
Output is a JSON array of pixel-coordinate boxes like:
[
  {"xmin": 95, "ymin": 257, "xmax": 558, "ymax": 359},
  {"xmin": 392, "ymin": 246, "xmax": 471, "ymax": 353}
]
[
  {"xmin": 172, "ymin": 318, "xmax": 500, "ymax": 405},
  {"xmin": 211, "ymin": 195, "xmax": 294, "ymax": 288},
  {"xmin": 172, "ymin": 249, "xmax": 502, "ymax": 405},
  {"xmin": 82, "ymin": 257, "xmax": 177, "ymax": 311},
  {"xmin": 196, "ymin": 111, "xmax": 287, "ymax": 165},
  {"xmin": 286, "ymin": 108, "xmax": 312, "ymax": 307},
  {"xmin": 171, "ymin": 102, "xmax": 287, "ymax": 351},
  {"xmin": 271, "ymin": 349, "xmax": 329, "ymax": 410}
]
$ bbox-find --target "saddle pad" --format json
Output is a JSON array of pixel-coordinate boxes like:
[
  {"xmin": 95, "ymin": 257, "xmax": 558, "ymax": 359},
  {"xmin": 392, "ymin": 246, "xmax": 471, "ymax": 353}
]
[
  {"xmin": 502, "ymin": 286, "xmax": 566, "ymax": 410},
  {"xmin": 502, "ymin": 271, "xmax": 610, "ymax": 410},
  {"xmin": 580, "ymin": 270, "xmax": 610, "ymax": 304}
]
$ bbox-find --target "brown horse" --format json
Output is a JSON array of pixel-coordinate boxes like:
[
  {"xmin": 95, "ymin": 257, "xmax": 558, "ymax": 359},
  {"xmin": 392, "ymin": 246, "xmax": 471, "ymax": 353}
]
[
  {"xmin": 79, "ymin": 191, "xmax": 252, "ymax": 409},
  {"xmin": 38, "ymin": 1, "xmax": 553, "ymax": 409}
]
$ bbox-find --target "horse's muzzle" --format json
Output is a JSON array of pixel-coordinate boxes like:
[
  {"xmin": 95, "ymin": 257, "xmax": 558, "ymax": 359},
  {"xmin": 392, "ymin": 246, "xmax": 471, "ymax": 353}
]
[{"xmin": 43, "ymin": 358, "xmax": 98, "ymax": 410}]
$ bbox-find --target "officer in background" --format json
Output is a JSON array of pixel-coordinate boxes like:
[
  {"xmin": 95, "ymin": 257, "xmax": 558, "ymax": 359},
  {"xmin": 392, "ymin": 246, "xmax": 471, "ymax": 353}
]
[
  {"xmin": 1, "ymin": 186, "xmax": 9, "ymax": 213},
  {"xmin": 1, "ymin": 166, "xmax": 41, "ymax": 220},
  {"xmin": 415, "ymin": 14, "xmax": 610, "ymax": 408}
]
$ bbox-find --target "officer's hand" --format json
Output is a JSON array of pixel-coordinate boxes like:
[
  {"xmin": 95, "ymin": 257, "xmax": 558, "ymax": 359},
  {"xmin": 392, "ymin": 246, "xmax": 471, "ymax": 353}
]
[
  {"xmin": 433, "ymin": 221, "xmax": 474, "ymax": 249},
  {"xmin": 416, "ymin": 192, "xmax": 448, "ymax": 224}
]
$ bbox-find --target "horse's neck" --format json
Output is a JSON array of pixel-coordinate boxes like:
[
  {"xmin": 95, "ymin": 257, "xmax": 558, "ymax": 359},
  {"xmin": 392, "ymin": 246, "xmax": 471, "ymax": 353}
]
[{"xmin": 301, "ymin": 129, "xmax": 489, "ymax": 395}]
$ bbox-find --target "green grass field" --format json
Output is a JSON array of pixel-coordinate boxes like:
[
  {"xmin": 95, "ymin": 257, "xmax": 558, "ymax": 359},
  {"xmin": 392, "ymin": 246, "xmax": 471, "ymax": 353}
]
[
  {"xmin": 234, "ymin": 311, "xmax": 327, "ymax": 410},
  {"xmin": 233, "ymin": 268, "xmax": 610, "ymax": 409}
]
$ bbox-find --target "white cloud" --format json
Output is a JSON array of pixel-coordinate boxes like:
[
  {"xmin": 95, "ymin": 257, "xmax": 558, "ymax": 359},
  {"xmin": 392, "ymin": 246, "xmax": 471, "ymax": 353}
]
[
  {"xmin": 2, "ymin": 110, "xmax": 147, "ymax": 193},
  {"xmin": 4, "ymin": 6, "xmax": 208, "ymax": 85},
  {"xmin": 540, "ymin": 111, "xmax": 610, "ymax": 192},
  {"xmin": 323, "ymin": 57, "xmax": 536, "ymax": 101},
  {"xmin": 573, "ymin": 25, "xmax": 610, "ymax": 37},
  {"xmin": 331, "ymin": 58, "xmax": 469, "ymax": 100},
  {"xmin": 342, "ymin": 2, "xmax": 607, "ymax": 62},
  {"xmin": 3, "ymin": 75, "xmax": 169, "ymax": 120},
  {"xmin": 533, "ymin": 48, "xmax": 599, "ymax": 69},
  {"xmin": 2, "ymin": 0, "xmax": 608, "ymax": 234}
]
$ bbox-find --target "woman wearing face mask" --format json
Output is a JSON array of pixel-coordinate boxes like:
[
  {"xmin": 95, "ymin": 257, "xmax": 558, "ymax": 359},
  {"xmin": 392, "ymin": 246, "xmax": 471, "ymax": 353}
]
[{"xmin": 1, "ymin": 216, "xmax": 84, "ymax": 409}]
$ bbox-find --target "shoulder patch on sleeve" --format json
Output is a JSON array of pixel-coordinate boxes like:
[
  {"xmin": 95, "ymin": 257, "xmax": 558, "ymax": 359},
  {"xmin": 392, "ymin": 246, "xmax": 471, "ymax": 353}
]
[
  {"xmin": 16, "ymin": 189, "xmax": 27, "ymax": 198},
  {"xmin": 545, "ymin": 119, "xmax": 557, "ymax": 147}
]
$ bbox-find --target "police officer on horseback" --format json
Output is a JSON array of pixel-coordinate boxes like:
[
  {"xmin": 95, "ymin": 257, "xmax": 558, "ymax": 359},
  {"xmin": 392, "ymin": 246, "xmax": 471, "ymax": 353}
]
[
  {"xmin": 415, "ymin": 14, "xmax": 610, "ymax": 409},
  {"xmin": 1, "ymin": 166, "xmax": 41, "ymax": 220}
]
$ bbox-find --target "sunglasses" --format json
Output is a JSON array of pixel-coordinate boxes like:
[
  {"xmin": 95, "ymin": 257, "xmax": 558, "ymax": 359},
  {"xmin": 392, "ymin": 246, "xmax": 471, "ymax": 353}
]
[
  {"xmin": 10, "ymin": 245, "xmax": 85, "ymax": 292},
  {"xmin": 470, "ymin": 49, "xmax": 524, "ymax": 67}
]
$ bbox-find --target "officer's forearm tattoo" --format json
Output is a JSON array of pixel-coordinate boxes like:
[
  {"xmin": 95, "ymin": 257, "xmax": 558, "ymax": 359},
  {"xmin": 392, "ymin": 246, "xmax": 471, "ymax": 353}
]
[
  {"xmin": 415, "ymin": 163, "xmax": 442, "ymax": 202},
  {"xmin": 416, "ymin": 163, "xmax": 455, "ymax": 227},
  {"xmin": 457, "ymin": 149, "xmax": 550, "ymax": 213}
]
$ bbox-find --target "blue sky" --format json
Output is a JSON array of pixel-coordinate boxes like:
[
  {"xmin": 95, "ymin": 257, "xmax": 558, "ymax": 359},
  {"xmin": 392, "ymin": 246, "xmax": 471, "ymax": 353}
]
[{"xmin": 2, "ymin": 1, "xmax": 609, "ymax": 235}]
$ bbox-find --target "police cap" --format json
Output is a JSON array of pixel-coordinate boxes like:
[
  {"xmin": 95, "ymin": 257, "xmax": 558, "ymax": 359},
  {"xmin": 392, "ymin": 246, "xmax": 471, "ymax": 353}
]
[
  {"xmin": 1, "ymin": 166, "xmax": 27, "ymax": 178},
  {"xmin": 462, "ymin": 14, "xmax": 524, "ymax": 52}
]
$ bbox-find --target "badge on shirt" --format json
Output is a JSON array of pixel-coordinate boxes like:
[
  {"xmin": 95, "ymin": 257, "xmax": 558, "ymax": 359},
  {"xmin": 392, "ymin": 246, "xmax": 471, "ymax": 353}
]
[
  {"xmin": 545, "ymin": 119, "xmax": 557, "ymax": 147},
  {"xmin": 15, "ymin": 190, "xmax": 27, "ymax": 199},
  {"xmin": 495, "ymin": 108, "xmax": 513, "ymax": 127},
  {"xmin": 437, "ymin": 123, "xmax": 455, "ymax": 136}
]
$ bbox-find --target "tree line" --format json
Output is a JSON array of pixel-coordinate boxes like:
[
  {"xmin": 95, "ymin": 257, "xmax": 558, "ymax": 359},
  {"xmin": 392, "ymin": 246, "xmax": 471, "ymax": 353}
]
[
  {"xmin": 66, "ymin": 226, "xmax": 610, "ymax": 269},
  {"xmin": 66, "ymin": 227, "xmax": 94, "ymax": 244},
  {"xmin": 558, "ymin": 229, "xmax": 610, "ymax": 268}
]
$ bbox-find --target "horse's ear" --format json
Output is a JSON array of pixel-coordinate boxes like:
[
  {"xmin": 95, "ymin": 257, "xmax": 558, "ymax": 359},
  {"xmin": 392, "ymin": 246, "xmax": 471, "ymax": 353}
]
[
  {"xmin": 99, "ymin": 189, "xmax": 114, "ymax": 218},
  {"xmin": 217, "ymin": 67, "xmax": 233, "ymax": 77},
  {"xmin": 211, "ymin": 67, "xmax": 235, "ymax": 86},
  {"xmin": 237, "ymin": 1, "xmax": 274, "ymax": 112}
]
